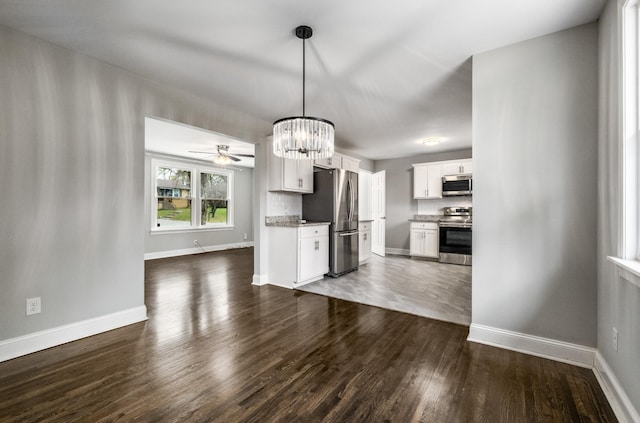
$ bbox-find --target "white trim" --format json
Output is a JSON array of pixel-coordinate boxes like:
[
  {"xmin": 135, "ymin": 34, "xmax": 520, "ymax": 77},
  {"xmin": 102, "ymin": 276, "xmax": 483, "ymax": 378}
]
[
  {"xmin": 594, "ymin": 351, "xmax": 640, "ymax": 423},
  {"xmin": 252, "ymin": 274, "xmax": 268, "ymax": 286},
  {"xmin": 385, "ymin": 248, "xmax": 410, "ymax": 256},
  {"xmin": 0, "ymin": 306, "xmax": 148, "ymax": 363},
  {"xmin": 467, "ymin": 324, "xmax": 595, "ymax": 368},
  {"xmin": 149, "ymin": 226, "xmax": 235, "ymax": 235},
  {"xmin": 608, "ymin": 256, "xmax": 640, "ymax": 287},
  {"xmin": 265, "ymin": 280, "xmax": 293, "ymax": 290},
  {"xmin": 144, "ymin": 241, "xmax": 254, "ymax": 260}
]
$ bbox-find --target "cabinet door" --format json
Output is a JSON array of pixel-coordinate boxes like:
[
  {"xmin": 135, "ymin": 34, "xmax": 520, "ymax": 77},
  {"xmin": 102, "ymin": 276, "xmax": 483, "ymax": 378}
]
[
  {"xmin": 314, "ymin": 155, "xmax": 341, "ymax": 169},
  {"xmin": 442, "ymin": 160, "xmax": 472, "ymax": 175},
  {"xmin": 342, "ymin": 156, "xmax": 360, "ymax": 172},
  {"xmin": 282, "ymin": 158, "xmax": 300, "ymax": 191},
  {"xmin": 298, "ymin": 160, "xmax": 313, "ymax": 193},
  {"xmin": 413, "ymin": 166, "xmax": 428, "ymax": 199},
  {"xmin": 426, "ymin": 164, "xmax": 442, "ymax": 198},
  {"xmin": 298, "ymin": 237, "xmax": 316, "ymax": 282},
  {"xmin": 424, "ymin": 229, "xmax": 439, "ymax": 258},
  {"xmin": 442, "ymin": 162, "xmax": 461, "ymax": 175},
  {"xmin": 282, "ymin": 158, "xmax": 313, "ymax": 192},
  {"xmin": 298, "ymin": 236, "xmax": 328, "ymax": 281},
  {"xmin": 410, "ymin": 229, "xmax": 424, "ymax": 255},
  {"xmin": 460, "ymin": 159, "xmax": 472, "ymax": 174}
]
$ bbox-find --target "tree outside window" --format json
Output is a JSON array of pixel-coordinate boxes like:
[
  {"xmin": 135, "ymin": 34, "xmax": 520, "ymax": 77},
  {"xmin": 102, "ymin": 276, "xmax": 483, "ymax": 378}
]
[{"xmin": 201, "ymin": 172, "xmax": 229, "ymax": 226}]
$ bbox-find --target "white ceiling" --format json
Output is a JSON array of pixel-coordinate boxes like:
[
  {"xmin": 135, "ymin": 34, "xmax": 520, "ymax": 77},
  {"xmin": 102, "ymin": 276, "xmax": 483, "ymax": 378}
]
[
  {"xmin": 0, "ymin": 0, "xmax": 606, "ymax": 160},
  {"xmin": 145, "ymin": 117, "xmax": 255, "ymax": 168}
]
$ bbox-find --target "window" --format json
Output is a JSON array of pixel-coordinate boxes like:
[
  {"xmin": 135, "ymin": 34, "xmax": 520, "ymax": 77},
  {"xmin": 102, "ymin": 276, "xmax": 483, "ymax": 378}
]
[
  {"xmin": 152, "ymin": 160, "xmax": 234, "ymax": 231},
  {"xmin": 200, "ymin": 172, "xmax": 229, "ymax": 226},
  {"xmin": 156, "ymin": 167, "xmax": 192, "ymax": 229}
]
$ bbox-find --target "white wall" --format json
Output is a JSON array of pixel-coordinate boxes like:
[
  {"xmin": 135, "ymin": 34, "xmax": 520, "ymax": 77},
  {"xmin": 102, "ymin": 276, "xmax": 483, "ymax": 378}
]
[
  {"xmin": 143, "ymin": 154, "xmax": 254, "ymax": 256},
  {"xmin": 0, "ymin": 24, "xmax": 270, "ymax": 348},
  {"xmin": 472, "ymin": 23, "xmax": 598, "ymax": 346},
  {"xmin": 597, "ymin": 0, "xmax": 640, "ymax": 416}
]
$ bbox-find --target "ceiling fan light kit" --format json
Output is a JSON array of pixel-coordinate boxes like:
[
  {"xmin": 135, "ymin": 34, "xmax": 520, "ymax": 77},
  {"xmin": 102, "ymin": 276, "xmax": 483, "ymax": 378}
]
[
  {"xmin": 273, "ymin": 25, "xmax": 334, "ymax": 160},
  {"xmin": 189, "ymin": 144, "xmax": 255, "ymax": 165}
]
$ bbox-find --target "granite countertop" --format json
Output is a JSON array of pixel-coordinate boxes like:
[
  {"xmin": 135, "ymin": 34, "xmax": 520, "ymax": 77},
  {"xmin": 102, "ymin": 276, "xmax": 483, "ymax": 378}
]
[
  {"xmin": 265, "ymin": 215, "xmax": 330, "ymax": 227},
  {"xmin": 409, "ymin": 214, "xmax": 442, "ymax": 222},
  {"xmin": 359, "ymin": 219, "xmax": 374, "ymax": 222}
]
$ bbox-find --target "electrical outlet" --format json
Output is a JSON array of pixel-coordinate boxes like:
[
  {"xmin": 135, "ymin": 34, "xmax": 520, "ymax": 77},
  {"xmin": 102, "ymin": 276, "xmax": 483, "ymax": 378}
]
[
  {"xmin": 243, "ymin": 233, "xmax": 248, "ymax": 240},
  {"xmin": 26, "ymin": 297, "xmax": 41, "ymax": 316},
  {"xmin": 193, "ymin": 240, "xmax": 198, "ymax": 246},
  {"xmin": 612, "ymin": 328, "xmax": 618, "ymax": 352}
]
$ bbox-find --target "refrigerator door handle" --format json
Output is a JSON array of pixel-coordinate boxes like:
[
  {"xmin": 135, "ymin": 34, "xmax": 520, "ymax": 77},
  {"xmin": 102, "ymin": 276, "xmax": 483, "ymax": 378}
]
[
  {"xmin": 339, "ymin": 231, "xmax": 359, "ymax": 237},
  {"xmin": 346, "ymin": 177, "xmax": 352, "ymax": 222}
]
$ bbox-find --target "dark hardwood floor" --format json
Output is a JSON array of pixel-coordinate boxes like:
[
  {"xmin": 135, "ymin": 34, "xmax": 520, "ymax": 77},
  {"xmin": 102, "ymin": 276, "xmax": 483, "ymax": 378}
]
[{"xmin": 0, "ymin": 248, "xmax": 616, "ymax": 422}]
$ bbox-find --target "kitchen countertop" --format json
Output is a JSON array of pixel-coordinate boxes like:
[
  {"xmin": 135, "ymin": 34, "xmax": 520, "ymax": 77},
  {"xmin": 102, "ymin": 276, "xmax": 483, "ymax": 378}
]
[
  {"xmin": 265, "ymin": 215, "xmax": 330, "ymax": 227},
  {"xmin": 409, "ymin": 214, "xmax": 442, "ymax": 222},
  {"xmin": 359, "ymin": 219, "xmax": 374, "ymax": 222}
]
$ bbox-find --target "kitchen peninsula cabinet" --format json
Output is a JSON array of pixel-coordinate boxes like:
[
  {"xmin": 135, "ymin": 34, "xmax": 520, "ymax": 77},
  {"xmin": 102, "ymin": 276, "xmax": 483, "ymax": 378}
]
[{"xmin": 267, "ymin": 224, "xmax": 329, "ymax": 288}]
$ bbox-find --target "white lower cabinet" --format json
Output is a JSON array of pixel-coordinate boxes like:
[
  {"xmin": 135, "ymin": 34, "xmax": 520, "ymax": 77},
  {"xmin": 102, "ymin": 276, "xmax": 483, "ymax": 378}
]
[
  {"xmin": 298, "ymin": 229, "xmax": 329, "ymax": 282},
  {"xmin": 359, "ymin": 221, "xmax": 372, "ymax": 264},
  {"xmin": 409, "ymin": 222, "xmax": 439, "ymax": 258},
  {"xmin": 268, "ymin": 224, "xmax": 329, "ymax": 288}
]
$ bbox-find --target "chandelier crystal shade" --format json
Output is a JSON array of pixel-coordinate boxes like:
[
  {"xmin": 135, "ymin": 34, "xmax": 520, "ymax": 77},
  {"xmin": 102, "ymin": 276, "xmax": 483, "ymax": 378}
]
[{"xmin": 273, "ymin": 25, "xmax": 334, "ymax": 160}]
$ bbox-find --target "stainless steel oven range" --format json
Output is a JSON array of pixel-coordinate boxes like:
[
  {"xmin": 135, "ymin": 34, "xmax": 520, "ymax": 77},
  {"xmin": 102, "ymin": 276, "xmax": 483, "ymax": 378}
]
[{"xmin": 439, "ymin": 207, "xmax": 472, "ymax": 266}]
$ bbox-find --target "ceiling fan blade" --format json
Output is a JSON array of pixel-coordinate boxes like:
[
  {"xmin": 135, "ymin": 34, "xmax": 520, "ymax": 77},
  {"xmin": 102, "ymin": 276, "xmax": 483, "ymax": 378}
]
[
  {"xmin": 229, "ymin": 155, "xmax": 242, "ymax": 162},
  {"xmin": 188, "ymin": 150, "xmax": 215, "ymax": 154},
  {"xmin": 232, "ymin": 153, "xmax": 255, "ymax": 158}
]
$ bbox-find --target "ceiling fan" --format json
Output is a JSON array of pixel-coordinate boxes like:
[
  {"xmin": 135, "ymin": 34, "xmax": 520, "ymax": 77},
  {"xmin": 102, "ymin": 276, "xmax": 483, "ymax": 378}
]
[{"xmin": 189, "ymin": 144, "xmax": 255, "ymax": 165}]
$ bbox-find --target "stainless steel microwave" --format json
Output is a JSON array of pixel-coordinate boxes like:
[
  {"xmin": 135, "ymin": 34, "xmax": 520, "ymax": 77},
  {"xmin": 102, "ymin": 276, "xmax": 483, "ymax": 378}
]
[{"xmin": 442, "ymin": 174, "xmax": 472, "ymax": 196}]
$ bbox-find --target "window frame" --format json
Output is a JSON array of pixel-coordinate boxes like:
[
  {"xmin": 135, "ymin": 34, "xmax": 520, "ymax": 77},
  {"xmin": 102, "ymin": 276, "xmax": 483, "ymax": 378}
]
[
  {"xmin": 151, "ymin": 158, "xmax": 235, "ymax": 233},
  {"xmin": 621, "ymin": 0, "xmax": 639, "ymax": 261}
]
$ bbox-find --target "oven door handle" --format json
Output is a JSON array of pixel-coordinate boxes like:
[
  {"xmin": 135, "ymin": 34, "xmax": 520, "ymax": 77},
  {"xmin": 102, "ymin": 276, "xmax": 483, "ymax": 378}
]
[{"xmin": 439, "ymin": 222, "xmax": 472, "ymax": 228}]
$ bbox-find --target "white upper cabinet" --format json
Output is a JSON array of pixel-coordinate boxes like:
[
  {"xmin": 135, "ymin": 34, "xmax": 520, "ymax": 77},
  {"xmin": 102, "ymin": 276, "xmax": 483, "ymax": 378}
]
[
  {"xmin": 314, "ymin": 153, "xmax": 342, "ymax": 169},
  {"xmin": 442, "ymin": 159, "xmax": 473, "ymax": 175},
  {"xmin": 341, "ymin": 155, "xmax": 360, "ymax": 173},
  {"xmin": 314, "ymin": 152, "xmax": 359, "ymax": 172},
  {"xmin": 268, "ymin": 141, "xmax": 313, "ymax": 193},
  {"xmin": 413, "ymin": 163, "xmax": 442, "ymax": 199}
]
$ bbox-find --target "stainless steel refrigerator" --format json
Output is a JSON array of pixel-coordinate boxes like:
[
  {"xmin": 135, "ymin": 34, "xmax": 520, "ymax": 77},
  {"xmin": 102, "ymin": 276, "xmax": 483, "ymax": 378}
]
[{"xmin": 303, "ymin": 168, "xmax": 359, "ymax": 277}]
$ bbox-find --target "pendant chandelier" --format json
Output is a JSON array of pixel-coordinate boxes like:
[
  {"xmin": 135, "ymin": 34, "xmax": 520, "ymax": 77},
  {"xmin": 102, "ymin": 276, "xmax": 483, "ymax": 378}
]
[{"xmin": 273, "ymin": 25, "xmax": 335, "ymax": 160}]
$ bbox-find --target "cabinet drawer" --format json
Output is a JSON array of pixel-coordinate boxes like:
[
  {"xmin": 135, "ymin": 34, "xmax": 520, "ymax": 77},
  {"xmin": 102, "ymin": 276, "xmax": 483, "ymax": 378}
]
[
  {"xmin": 299, "ymin": 225, "xmax": 329, "ymax": 239},
  {"xmin": 359, "ymin": 222, "xmax": 371, "ymax": 231},
  {"xmin": 410, "ymin": 222, "xmax": 438, "ymax": 230}
]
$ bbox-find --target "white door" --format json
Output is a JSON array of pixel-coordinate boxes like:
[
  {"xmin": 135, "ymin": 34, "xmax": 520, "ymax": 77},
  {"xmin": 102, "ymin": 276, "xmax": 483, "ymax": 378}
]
[{"xmin": 371, "ymin": 170, "xmax": 386, "ymax": 257}]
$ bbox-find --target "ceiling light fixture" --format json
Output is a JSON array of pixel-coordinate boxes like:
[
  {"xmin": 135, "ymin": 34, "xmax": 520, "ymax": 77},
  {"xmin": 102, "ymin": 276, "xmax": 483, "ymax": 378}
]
[
  {"xmin": 213, "ymin": 154, "xmax": 232, "ymax": 165},
  {"xmin": 273, "ymin": 25, "xmax": 334, "ymax": 160},
  {"xmin": 422, "ymin": 137, "xmax": 442, "ymax": 146}
]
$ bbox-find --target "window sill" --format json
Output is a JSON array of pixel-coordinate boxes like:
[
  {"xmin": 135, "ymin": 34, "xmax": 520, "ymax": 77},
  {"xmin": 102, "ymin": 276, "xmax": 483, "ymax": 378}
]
[
  {"xmin": 607, "ymin": 256, "xmax": 640, "ymax": 289},
  {"xmin": 150, "ymin": 226, "xmax": 235, "ymax": 235}
]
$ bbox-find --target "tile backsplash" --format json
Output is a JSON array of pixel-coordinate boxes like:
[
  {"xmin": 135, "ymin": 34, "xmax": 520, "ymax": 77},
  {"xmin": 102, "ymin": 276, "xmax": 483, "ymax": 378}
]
[
  {"xmin": 266, "ymin": 192, "xmax": 302, "ymax": 216},
  {"xmin": 417, "ymin": 197, "xmax": 472, "ymax": 215}
]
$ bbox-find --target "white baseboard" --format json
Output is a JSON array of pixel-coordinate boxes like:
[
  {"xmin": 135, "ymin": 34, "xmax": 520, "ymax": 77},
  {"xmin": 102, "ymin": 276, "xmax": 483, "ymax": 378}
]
[
  {"xmin": 385, "ymin": 248, "xmax": 410, "ymax": 256},
  {"xmin": 467, "ymin": 324, "xmax": 595, "ymax": 368},
  {"xmin": 252, "ymin": 274, "xmax": 268, "ymax": 286},
  {"xmin": 144, "ymin": 241, "xmax": 254, "ymax": 260},
  {"xmin": 0, "ymin": 306, "xmax": 148, "ymax": 363},
  {"xmin": 593, "ymin": 351, "xmax": 640, "ymax": 423}
]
